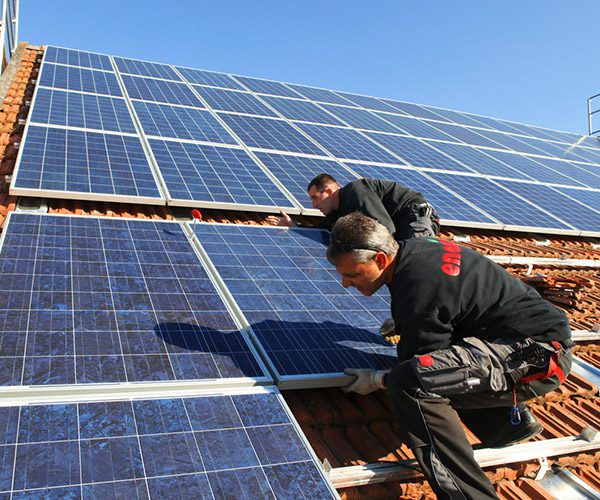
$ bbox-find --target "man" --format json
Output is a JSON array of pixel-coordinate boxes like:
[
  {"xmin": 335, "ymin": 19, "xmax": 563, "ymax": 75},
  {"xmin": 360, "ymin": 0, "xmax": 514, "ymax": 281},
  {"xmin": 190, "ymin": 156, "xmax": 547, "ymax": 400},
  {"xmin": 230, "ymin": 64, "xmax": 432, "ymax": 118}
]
[
  {"xmin": 327, "ymin": 212, "xmax": 573, "ymax": 499},
  {"xmin": 268, "ymin": 173, "xmax": 440, "ymax": 240}
]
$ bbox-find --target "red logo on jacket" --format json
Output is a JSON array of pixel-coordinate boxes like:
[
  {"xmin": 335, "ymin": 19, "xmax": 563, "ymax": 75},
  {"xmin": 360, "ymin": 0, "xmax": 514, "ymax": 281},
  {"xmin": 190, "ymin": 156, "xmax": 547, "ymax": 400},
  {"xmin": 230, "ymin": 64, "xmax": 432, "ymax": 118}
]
[{"xmin": 439, "ymin": 239, "xmax": 461, "ymax": 276}]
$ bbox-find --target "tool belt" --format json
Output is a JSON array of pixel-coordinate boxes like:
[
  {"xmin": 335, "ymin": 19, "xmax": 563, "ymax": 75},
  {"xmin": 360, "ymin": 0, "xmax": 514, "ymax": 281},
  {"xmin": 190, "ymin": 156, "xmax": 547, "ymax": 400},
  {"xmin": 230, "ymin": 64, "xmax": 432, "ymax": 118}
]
[{"xmin": 519, "ymin": 341, "xmax": 566, "ymax": 385}]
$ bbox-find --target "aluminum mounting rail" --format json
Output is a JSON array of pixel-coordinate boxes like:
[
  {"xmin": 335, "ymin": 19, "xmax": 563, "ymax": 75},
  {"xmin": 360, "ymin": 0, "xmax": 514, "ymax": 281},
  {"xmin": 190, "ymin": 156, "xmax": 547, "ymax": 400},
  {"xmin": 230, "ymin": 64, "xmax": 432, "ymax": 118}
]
[{"xmin": 487, "ymin": 255, "xmax": 600, "ymax": 268}]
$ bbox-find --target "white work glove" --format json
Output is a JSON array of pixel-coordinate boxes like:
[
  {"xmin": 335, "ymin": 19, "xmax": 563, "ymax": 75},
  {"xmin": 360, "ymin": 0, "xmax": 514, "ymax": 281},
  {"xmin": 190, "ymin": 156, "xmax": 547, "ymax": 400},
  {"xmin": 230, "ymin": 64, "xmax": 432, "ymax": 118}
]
[
  {"xmin": 343, "ymin": 369, "xmax": 387, "ymax": 395},
  {"xmin": 265, "ymin": 210, "xmax": 296, "ymax": 227}
]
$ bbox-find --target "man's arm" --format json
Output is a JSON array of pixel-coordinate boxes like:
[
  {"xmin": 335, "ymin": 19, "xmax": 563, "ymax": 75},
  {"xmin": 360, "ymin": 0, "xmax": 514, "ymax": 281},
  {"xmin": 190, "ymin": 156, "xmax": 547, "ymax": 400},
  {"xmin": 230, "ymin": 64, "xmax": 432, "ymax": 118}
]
[{"xmin": 265, "ymin": 210, "xmax": 296, "ymax": 227}]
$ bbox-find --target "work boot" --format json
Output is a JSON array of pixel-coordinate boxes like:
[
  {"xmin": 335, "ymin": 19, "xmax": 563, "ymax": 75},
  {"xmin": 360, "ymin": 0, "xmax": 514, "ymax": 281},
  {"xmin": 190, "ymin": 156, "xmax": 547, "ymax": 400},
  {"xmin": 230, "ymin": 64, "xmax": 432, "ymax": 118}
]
[{"xmin": 477, "ymin": 406, "xmax": 543, "ymax": 448}]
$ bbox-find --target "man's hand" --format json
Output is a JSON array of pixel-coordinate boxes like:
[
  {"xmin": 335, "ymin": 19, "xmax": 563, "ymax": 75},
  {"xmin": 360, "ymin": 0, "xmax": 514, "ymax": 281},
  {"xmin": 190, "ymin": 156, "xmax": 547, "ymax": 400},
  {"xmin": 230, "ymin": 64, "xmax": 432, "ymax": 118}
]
[
  {"xmin": 265, "ymin": 210, "xmax": 296, "ymax": 227},
  {"xmin": 343, "ymin": 369, "xmax": 387, "ymax": 395}
]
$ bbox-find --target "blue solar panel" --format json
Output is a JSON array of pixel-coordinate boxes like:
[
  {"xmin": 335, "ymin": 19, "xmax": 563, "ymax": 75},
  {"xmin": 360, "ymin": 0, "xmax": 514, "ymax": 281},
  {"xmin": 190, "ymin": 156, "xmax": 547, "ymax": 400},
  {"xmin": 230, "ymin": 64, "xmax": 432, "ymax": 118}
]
[
  {"xmin": 431, "ymin": 142, "xmax": 530, "ymax": 179},
  {"xmin": 254, "ymin": 152, "xmax": 358, "ymax": 210},
  {"xmin": 194, "ymin": 87, "xmax": 278, "ymax": 117},
  {"xmin": 366, "ymin": 133, "xmax": 472, "ymax": 172},
  {"xmin": 30, "ymin": 88, "xmax": 136, "ymax": 133},
  {"xmin": 285, "ymin": 83, "xmax": 357, "ymax": 106},
  {"xmin": 473, "ymin": 129, "xmax": 549, "ymax": 156},
  {"xmin": 420, "ymin": 107, "xmax": 494, "ymax": 129},
  {"xmin": 39, "ymin": 63, "xmax": 122, "ymax": 96},
  {"xmin": 335, "ymin": 92, "xmax": 400, "ymax": 113},
  {"xmin": 0, "ymin": 213, "xmax": 267, "ymax": 385},
  {"xmin": 133, "ymin": 101, "xmax": 237, "ymax": 144},
  {"xmin": 568, "ymin": 162, "xmax": 600, "ymax": 189},
  {"xmin": 566, "ymin": 146, "xmax": 600, "ymax": 164},
  {"xmin": 321, "ymin": 104, "xmax": 401, "ymax": 133},
  {"xmin": 374, "ymin": 114, "xmax": 457, "ymax": 141},
  {"xmin": 148, "ymin": 140, "xmax": 295, "ymax": 209},
  {"xmin": 122, "ymin": 75, "xmax": 204, "ymax": 107},
  {"xmin": 297, "ymin": 123, "xmax": 399, "ymax": 164},
  {"xmin": 514, "ymin": 136, "xmax": 575, "ymax": 158},
  {"xmin": 553, "ymin": 187, "xmax": 600, "ymax": 213},
  {"xmin": 13, "ymin": 126, "xmax": 162, "ymax": 200},
  {"xmin": 347, "ymin": 163, "xmax": 497, "ymax": 224},
  {"xmin": 44, "ymin": 46, "xmax": 113, "ymax": 71},
  {"xmin": 495, "ymin": 180, "xmax": 599, "ymax": 232},
  {"xmin": 428, "ymin": 122, "xmax": 506, "ymax": 149},
  {"xmin": 497, "ymin": 121, "xmax": 565, "ymax": 142},
  {"xmin": 0, "ymin": 389, "xmax": 335, "ymax": 498},
  {"xmin": 233, "ymin": 76, "xmax": 300, "ymax": 98},
  {"xmin": 461, "ymin": 114, "xmax": 526, "ymax": 134},
  {"xmin": 530, "ymin": 157, "xmax": 599, "ymax": 189},
  {"xmin": 113, "ymin": 57, "xmax": 181, "ymax": 81},
  {"xmin": 261, "ymin": 96, "xmax": 344, "ymax": 125},
  {"xmin": 380, "ymin": 100, "xmax": 450, "ymax": 121},
  {"xmin": 176, "ymin": 67, "xmax": 244, "ymax": 90},
  {"xmin": 194, "ymin": 224, "xmax": 396, "ymax": 380},
  {"xmin": 427, "ymin": 173, "xmax": 572, "ymax": 230},
  {"xmin": 483, "ymin": 150, "xmax": 585, "ymax": 187},
  {"xmin": 218, "ymin": 114, "xmax": 325, "ymax": 155}
]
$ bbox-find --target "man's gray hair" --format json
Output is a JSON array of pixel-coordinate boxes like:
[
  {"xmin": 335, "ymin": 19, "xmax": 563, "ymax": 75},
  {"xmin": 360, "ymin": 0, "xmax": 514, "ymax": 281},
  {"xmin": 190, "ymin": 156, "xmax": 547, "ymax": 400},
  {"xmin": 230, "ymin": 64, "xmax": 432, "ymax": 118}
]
[{"xmin": 326, "ymin": 212, "xmax": 399, "ymax": 264}]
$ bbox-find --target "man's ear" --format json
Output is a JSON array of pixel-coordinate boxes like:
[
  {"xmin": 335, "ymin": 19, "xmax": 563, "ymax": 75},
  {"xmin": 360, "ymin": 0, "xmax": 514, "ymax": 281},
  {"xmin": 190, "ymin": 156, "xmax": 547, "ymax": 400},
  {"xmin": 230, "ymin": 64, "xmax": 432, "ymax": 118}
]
[
  {"xmin": 374, "ymin": 252, "xmax": 388, "ymax": 270},
  {"xmin": 325, "ymin": 187, "xmax": 333, "ymax": 195}
]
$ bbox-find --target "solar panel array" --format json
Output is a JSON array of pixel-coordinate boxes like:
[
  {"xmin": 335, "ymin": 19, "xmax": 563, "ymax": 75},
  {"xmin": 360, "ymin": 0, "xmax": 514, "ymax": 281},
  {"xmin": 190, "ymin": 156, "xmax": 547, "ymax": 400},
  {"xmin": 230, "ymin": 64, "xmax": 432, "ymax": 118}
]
[{"xmin": 12, "ymin": 45, "xmax": 600, "ymax": 234}]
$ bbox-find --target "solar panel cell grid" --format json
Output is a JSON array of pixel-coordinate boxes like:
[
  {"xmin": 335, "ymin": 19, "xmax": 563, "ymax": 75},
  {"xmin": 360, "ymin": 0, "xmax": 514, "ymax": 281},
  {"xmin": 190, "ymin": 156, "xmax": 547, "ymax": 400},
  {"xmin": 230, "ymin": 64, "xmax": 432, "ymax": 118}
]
[
  {"xmin": 347, "ymin": 163, "xmax": 497, "ymax": 224},
  {"xmin": 218, "ymin": 114, "xmax": 325, "ymax": 155},
  {"xmin": 321, "ymin": 104, "xmax": 402, "ymax": 133},
  {"xmin": 113, "ymin": 57, "xmax": 182, "ymax": 81},
  {"xmin": 122, "ymin": 75, "xmax": 204, "ymax": 108},
  {"xmin": 427, "ymin": 173, "xmax": 572, "ymax": 229},
  {"xmin": 44, "ymin": 46, "xmax": 113, "ymax": 71},
  {"xmin": 554, "ymin": 187, "xmax": 600, "ymax": 213},
  {"xmin": 297, "ymin": 123, "xmax": 400, "ymax": 164},
  {"xmin": 366, "ymin": 132, "xmax": 472, "ymax": 172},
  {"xmin": 0, "ymin": 391, "xmax": 335, "ymax": 498},
  {"xmin": 285, "ymin": 84, "xmax": 357, "ymax": 106},
  {"xmin": 428, "ymin": 122, "xmax": 506, "ymax": 150},
  {"xmin": 39, "ymin": 63, "xmax": 123, "ymax": 96},
  {"xmin": 262, "ymin": 96, "xmax": 344, "ymax": 125},
  {"xmin": 531, "ymin": 157, "xmax": 600, "ymax": 189},
  {"xmin": 195, "ymin": 224, "xmax": 396, "ymax": 379},
  {"xmin": 14, "ymin": 126, "xmax": 161, "ymax": 199},
  {"xmin": 374, "ymin": 113, "xmax": 457, "ymax": 141},
  {"xmin": 148, "ymin": 140, "xmax": 295, "ymax": 208},
  {"xmin": 335, "ymin": 92, "xmax": 400, "ymax": 113},
  {"xmin": 233, "ymin": 76, "xmax": 301, "ymax": 98},
  {"xmin": 0, "ymin": 214, "xmax": 266, "ymax": 385},
  {"xmin": 176, "ymin": 67, "xmax": 244, "ymax": 90},
  {"xmin": 254, "ymin": 152, "xmax": 358, "ymax": 209},
  {"xmin": 380, "ymin": 100, "xmax": 449, "ymax": 121},
  {"xmin": 133, "ymin": 101, "xmax": 237, "ymax": 144},
  {"xmin": 30, "ymin": 88, "xmax": 137, "ymax": 134},
  {"xmin": 194, "ymin": 87, "xmax": 278, "ymax": 117}
]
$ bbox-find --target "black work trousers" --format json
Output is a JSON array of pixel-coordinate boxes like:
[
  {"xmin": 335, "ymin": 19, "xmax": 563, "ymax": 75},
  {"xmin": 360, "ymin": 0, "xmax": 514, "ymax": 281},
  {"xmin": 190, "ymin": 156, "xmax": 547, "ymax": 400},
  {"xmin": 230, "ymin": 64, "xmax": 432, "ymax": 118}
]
[{"xmin": 386, "ymin": 337, "xmax": 572, "ymax": 499}]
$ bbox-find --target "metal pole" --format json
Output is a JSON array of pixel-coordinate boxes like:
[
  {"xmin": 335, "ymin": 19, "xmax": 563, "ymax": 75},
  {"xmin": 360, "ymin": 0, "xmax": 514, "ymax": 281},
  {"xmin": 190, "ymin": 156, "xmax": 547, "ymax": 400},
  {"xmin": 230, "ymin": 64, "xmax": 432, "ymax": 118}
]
[
  {"xmin": 11, "ymin": 0, "xmax": 18, "ymax": 55},
  {"xmin": 589, "ymin": 97, "xmax": 593, "ymax": 136},
  {"xmin": 0, "ymin": 0, "xmax": 8, "ymax": 72}
]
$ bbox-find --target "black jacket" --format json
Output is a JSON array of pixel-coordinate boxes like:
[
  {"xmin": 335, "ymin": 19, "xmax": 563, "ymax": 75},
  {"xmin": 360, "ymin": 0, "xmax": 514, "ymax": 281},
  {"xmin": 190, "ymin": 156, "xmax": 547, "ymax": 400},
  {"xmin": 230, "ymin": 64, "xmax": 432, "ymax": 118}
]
[
  {"xmin": 388, "ymin": 238, "xmax": 571, "ymax": 362},
  {"xmin": 321, "ymin": 178, "xmax": 425, "ymax": 238}
]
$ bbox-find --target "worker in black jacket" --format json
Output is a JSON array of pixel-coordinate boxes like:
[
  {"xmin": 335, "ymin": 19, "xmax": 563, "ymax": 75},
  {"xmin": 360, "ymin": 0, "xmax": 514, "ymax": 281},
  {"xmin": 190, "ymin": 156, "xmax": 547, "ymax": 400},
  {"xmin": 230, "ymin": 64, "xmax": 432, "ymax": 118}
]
[
  {"xmin": 327, "ymin": 212, "xmax": 573, "ymax": 500},
  {"xmin": 268, "ymin": 174, "xmax": 440, "ymax": 240}
]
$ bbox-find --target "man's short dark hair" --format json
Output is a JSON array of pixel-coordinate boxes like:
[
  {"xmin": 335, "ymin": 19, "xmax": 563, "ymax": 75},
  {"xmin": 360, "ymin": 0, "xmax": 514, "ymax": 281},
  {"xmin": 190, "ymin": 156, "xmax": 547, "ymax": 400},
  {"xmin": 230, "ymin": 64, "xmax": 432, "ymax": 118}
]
[{"xmin": 307, "ymin": 173, "xmax": 340, "ymax": 192}]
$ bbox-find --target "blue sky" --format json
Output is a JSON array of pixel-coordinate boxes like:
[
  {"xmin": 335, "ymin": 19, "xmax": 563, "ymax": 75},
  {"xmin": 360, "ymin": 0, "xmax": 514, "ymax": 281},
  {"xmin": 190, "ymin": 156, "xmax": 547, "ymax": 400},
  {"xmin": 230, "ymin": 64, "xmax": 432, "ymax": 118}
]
[{"xmin": 20, "ymin": 1, "xmax": 600, "ymax": 135}]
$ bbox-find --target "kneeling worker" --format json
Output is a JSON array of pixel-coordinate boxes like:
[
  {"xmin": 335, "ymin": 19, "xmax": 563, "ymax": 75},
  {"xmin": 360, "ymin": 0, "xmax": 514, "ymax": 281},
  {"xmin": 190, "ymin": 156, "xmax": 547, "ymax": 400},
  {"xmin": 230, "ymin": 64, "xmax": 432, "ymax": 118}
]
[{"xmin": 327, "ymin": 212, "xmax": 573, "ymax": 499}]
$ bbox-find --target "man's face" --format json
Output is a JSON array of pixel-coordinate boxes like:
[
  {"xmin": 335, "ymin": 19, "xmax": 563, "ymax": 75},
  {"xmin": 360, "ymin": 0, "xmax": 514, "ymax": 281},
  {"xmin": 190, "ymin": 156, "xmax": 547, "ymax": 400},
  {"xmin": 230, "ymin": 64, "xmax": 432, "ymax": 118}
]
[
  {"xmin": 334, "ymin": 253, "xmax": 387, "ymax": 296},
  {"xmin": 307, "ymin": 185, "xmax": 334, "ymax": 214}
]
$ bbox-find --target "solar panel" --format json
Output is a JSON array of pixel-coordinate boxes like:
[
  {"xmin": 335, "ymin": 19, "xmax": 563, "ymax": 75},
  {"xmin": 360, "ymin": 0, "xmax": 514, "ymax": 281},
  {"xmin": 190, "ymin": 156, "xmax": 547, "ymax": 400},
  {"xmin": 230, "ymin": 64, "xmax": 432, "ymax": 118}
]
[
  {"xmin": 346, "ymin": 163, "xmax": 497, "ymax": 224},
  {"xmin": 335, "ymin": 92, "xmax": 400, "ymax": 113},
  {"xmin": 568, "ymin": 162, "xmax": 600, "ymax": 189},
  {"xmin": 474, "ymin": 129, "xmax": 549, "ymax": 156},
  {"xmin": 419, "ymin": 107, "xmax": 494, "ymax": 129},
  {"xmin": 132, "ymin": 101, "xmax": 237, "ymax": 144},
  {"xmin": 194, "ymin": 86, "xmax": 278, "ymax": 117},
  {"xmin": 113, "ymin": 56, "xmax": 181, "ymax": 81},
  {"xmin": 494, "ymin": 180, "xmax": 599, "ymax": 232},
  {"xmin": 254, "ymin": 152, "xmax": 358, "ymax": 210},
  {"xmin": 285, "ymin": 83, "xmax": 357, "ymax": 106},
  {"xmin": 297, "ymin": 123, "xmax": 399, "ymax": 164},
  {"xmin": 0, "ymin": 213, "xmax": 269, "ymax": 386},
  {"xmin": 218, "ymin": 114, "xmax": 325, "ymax": 155},
  {"xmin": 122, "ymin": 75, "xmax": 204, "ymax": 107},
  {"xmin": 176, "ymin": 67, "xmax": 244, "ymax": 90},
  {"xmin": 566, "ymin": 146, "xmax": 600, "ymax": 164},
  {"xmin": 12, "ymin": 126, "xmax": 163, "ymax": 203},
  {"xmin": 428, "ymin": 122, "xmax": 506, "ymax": 149},
  {"xmin": 462, "ymin": 114, "xmax": 525, "ymax": 134},
  {"xmin": 553, "ymin": 186, "xmax": 600, "ymax": 213},
  {"xmin": 39, "ymin": 63, "xmax": 122, "ymax": 96},
  {"xmin": 30, "ymin": 88, "xmax": 137, "ymax": 134},
  {"xmin": 193, "ymin": 223, "xmax": 396, "ymax": 385},
  {"xmin": 233, "ymin": 75, "xmax": 300, "ymax": 98},
  {"xmin": 261, "ymin": 96, "xmax": 344, "ymax": 125},
  {"xmin": 380, "ymin": 99, "xmax": 449, "ymax": 121},
  {"xmin": 148, "ymin": 140, "xmax": 296, "ymax": 210},
  {"xmin": 373, "ymin": 113, "xmax": 457, "ymax": 141},
  {"xmin": 529, "ymin": 157, "xmax": 599, "ymax": 189},
  {"xmin": 431, "ymin": 142, "xmax": 530, "ymax": 179},
  {"xmin": 366, "ymin": 132, "xmax": 472, "ymax": 172},
  {"xmin": 321, "ymin": 104, "xmax": 402, "ymax": 133},
  {"xmin": 426, "ymin": 173, "xmax": 573, "ymax": 230},
  {"xmin": 44, "ymin": 46, "xmax": 113, "ymax": 71},
  {"xmin": 0, "ymin": 388, "xmax": 336, "ymax": 498}
]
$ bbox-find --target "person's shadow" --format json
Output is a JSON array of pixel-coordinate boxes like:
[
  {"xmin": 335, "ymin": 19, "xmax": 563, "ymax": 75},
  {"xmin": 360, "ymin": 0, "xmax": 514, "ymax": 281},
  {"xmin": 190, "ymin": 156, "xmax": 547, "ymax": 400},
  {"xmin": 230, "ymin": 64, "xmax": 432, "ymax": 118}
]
[{"xmin": 155, "ymin": 319, "xmax": 397, "ymax": 381}]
